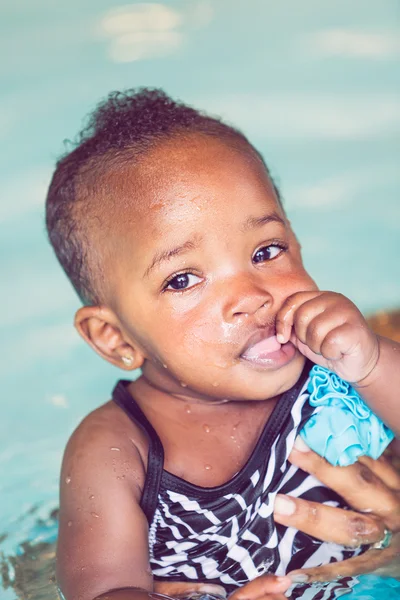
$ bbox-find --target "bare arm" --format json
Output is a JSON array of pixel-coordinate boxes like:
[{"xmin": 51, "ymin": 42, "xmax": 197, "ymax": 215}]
[
  {"xmin": 354, "ymin": 335, "xmax": 400, "ymax": 437},
  {"xmin": 95, "ymin": 590, "xmax": 161, "ymax": 600},
  {"xmin": 57, "ymin": 406, "xmax": 153, "ymax": 600},
  {"xmin": 276, "ymin": 292, "xmax": 400, "ymax": 437}
]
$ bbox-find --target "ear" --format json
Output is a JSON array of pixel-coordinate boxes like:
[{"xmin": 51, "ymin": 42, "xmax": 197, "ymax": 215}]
[{"xmin": 74, "ymin": 305, "xmax": 145, "ymax": 371}]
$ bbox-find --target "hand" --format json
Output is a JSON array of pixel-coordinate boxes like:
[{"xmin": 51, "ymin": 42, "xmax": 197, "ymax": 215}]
[
  {"xmin": 274, "ymin": 439, "xmax": 400, "ymax": 583},
  {"xmin": 156, "ymin": 442, "xmax": 400, "ymax": 598},
  {"xmin": 154, "ymin": 577, "xmax": 291, "ymax": 600},
  {"xmin": 276, "ymin": 291, "xmax": 379, "ymax": 384},
  {"xmin": 154, "ymin": 582, "xmax": 227, "ymax": 598}
]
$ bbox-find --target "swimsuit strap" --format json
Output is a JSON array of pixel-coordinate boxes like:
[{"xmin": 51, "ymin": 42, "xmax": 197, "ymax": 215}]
[
  {"xmin": 112, "ymin": 361, "xmax": 312, "ymax": 524},
  {"xmin": 112, "ymin": 380, "xmax": 164, "ymax": 524}
]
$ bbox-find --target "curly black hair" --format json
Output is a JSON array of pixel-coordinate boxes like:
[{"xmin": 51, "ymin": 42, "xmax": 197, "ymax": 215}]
[{"xmin": 45, "ymin": 88, "xmax": 280, "ymax": 304}]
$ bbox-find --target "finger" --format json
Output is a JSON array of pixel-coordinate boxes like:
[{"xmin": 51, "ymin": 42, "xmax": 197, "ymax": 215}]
[
  {"xmin": 298, "ymin": 310, "xmax": 348, "ymax": 357},
  {"xmin": 230, "ymin": 596, "xmax": 286, "ymax": 600},
  {"xmin": 237, "ymin": 596, "xmax": 286, "ymax": 600},
  {"xmin": 385, "ymin": 440, "xmax": 400, "ymax": 472},
  {"xmin": 290, "ymin": 300, "xmax": 368, "ymax": 359},
  {"xmin": 289, "ymin": 333, "xmax": 326, "ymax": 365},
  {"xmin": 276, "ymin": 291, "xmax": 324, "ymax": 344},
  {"xmin": 388, "ymin": 438, "xmax": 400, "ymax": 458},
  {"xmin": 357, "ymin": 454, "xmax": 400, "ymax": 492},
  {"xmin": 289, "ymin": 437, "xmax": 400, "ymax": 531},
  {"xmin": 228, "ymin": 575, "xmax": 291, "ymax": 600},
  {"xmin": 289, "ymin": 326, "xmax": 364, "ymax": 371},
  {"xmin": 229, "ymin": 594, "xmax": 287, "ymax": 600},
  {"xmin": 288, "ymin": 532, "xmax": 400, "ymax": 583},
  {"xmin": 273, "ymin": 494, "xmax": 385, "ymax": 547},
  {"xmin": 154, "ymin": 582, "xmax": 226, "ymax": 598},
  {"xmin": 319, "ymin": 322, "xmax": 368, "ymax": 361}
]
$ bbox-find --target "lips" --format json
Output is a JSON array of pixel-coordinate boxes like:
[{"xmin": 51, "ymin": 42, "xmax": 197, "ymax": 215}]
[
  {"xmin": 239, "ymin": 327, "xmax": 296, "ymax": 368},
  {"xmin": 241, "ymin": 335, "xmax": 282, "ymax": 360}
]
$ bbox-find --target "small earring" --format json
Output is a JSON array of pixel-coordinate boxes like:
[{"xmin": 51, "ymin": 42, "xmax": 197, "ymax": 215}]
[{"xmin": 121, "ymin": 355, "xmax": 134, "ymax": 367}]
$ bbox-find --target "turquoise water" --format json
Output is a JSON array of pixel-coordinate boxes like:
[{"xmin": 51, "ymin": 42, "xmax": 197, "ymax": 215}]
[{"xmin": 0, "ymin": 1, "xmax": 399, "ymax": 598}]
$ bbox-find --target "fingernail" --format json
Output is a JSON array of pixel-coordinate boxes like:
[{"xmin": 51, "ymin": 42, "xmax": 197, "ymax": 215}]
[
  {"xmin": 198, "ymin": 586, "xmax": 227, "ymax": 598},
  {"xmin": 276, "ymin": 576, "xmax": 292, "ymax": 584},
  {"xmin": 274, "ymin": 576, "xmax": 292, "ymax": 590},
  {"xmin": 274, "ymin": 495, "xmax": 296, "ymax": 515},
  {"xmin": 288, "ymin": 574, "xmax": 309, "ymax": 583},
  {"xmin": 276, "ymin": 333, "xmax": 285, "ymax": 344},
  {"xmin": 293, "ymin": 435, "xmax": 310, "ymax": 453}
]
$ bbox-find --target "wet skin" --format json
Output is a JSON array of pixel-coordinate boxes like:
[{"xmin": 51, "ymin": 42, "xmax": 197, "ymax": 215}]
[
  {"xmin": 64, "ymin": 134, "xmax": 400, "ymax": 600},
  {"xmin": 97, "ymin": 135, "xmax": 317, "ymax": 405}
]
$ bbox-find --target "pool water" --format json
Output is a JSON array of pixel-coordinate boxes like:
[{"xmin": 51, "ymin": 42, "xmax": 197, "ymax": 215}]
[
  {"xmin": 0, "ymin": 1, "xmax": 399, "ymax": 599},
  {"xmin": 2, "ymin": 520, "xmax": 400, "ymax": 600}
]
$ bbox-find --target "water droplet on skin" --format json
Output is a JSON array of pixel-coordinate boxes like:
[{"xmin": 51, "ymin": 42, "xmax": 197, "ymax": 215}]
[
  {"xmin": 162, "ymin": 363, "xmax": 168, "ymax": 369},
  {"xmin": 110, "ymin": 447, "xmax": 120, "ymax": 452},
  {"xmin": 230, "ymin": 435, "xmax": 236, "ymax": 440},
  {"xmin": 91, "ymin": 512, "xmax": 100, "ymax": 518},
  {"xmin": 89, "ymin": 495, "xmax": 95, "ymax": 500},
  {"xmin": 203, "ymin": 424, "xmax": 211, "ymax": 433},
  {"xmin": 116, "ymin": 475, "xmax": 126, "ymax": 480},
  {"xmin": 185, "ymin": 407, "xmax": 192, "ymax": 414},
  {"xmin": 67, "ymin": 521, "xmax": 72, "ymax": 527},
  {"xmin": 212, "ymin": 381, "xmax": 219, "ymax": 387},
  {"xmin": 65, "ymin": 476, "xmax": 71, "ymax": 484},
  {"xmin": 180, "ymin": 382, "xmax": 187, "ymax": 387},
  {"xmin": 204, "ymin": 464, "xmax": 212, "ymax": 470}
]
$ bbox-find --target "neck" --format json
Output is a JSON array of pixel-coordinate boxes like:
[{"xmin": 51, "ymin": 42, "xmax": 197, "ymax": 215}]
[
  {"xmin": 139, "ymin": 365, "xmax": 232, "ymax": 405},
  {"xmin": 134, "ymin": 361, "xmax": 282, "ymax": 410}
]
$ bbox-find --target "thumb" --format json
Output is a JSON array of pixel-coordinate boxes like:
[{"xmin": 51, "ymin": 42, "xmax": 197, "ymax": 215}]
[
  {"xmin": 290, "ymin": 333, "xmax": 327, "ymax": 367},
  {"xmin": 228, "ymin": 575, "xmax": 291, "ymax": 599},
  {"xmin": 154, "ymin": 582, "xmax": 227, "ymax": 598}
]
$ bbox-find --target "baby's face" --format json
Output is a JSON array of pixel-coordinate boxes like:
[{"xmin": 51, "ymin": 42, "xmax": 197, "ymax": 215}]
[{"xmin": 104, "ymin": 135, "xmax": 317, "ymax": 401}]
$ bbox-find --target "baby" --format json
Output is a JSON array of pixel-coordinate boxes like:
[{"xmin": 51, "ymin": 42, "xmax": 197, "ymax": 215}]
[{"xmin": 46, "ymin": 89, "xmax": 400, "ymax": 600}]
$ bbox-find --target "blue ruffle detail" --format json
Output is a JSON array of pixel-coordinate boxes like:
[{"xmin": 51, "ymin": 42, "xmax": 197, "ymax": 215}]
[{"xmin": 300, "ymin": 365, "xmax": 394, "ymax": 466}]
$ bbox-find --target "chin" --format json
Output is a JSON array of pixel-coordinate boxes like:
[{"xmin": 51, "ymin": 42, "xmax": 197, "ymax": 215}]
[{"xmin": 236, "ymin": 352, "xmax": 306, "ymax": 401}]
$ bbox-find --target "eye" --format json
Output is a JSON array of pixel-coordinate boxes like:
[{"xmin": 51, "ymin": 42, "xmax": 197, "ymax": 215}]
[
  {"xmin": 252, "ymin": 243, "xmax": 286, "ymax": 264},
  {"xmin": 164, "ymin": 272, "xmax": 202, "ymax": 291}
]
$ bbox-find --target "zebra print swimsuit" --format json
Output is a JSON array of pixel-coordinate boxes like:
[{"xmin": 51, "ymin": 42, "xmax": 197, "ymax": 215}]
[{"xmin": 112, "ymin": 364, "xmax": 361, "ymax": 599}]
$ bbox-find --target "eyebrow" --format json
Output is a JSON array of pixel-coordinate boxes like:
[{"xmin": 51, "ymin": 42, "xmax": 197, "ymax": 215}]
[
  {"xmin": 144, "ymin": 239, "xmax": 200, "ymax": 279},
  {"xmin": 143, "ymin": 213, "xmax": 285, "ymax": 279},
  {"xmin": 241, "ymin": 212, "xmax": 286, "ymax": 232}
]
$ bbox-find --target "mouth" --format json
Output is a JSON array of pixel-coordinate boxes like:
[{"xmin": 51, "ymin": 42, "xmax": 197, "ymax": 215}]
[{"xmin": 239, "ymin": 328, "xmax": 296, "ymax": 368}]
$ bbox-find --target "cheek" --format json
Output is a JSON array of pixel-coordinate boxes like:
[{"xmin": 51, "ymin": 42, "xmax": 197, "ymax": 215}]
[
  {"xmin": 273, "ymin": 268, "xmax": 318, "ymax": 303},
  {"xmin": 180, "ymin": 312, "xmax": 218, "ymax": 350},
  {"xmin": 164, "ymin": 305, "xmax": 232, "ymax": 364},
  {"xmin": 300, "ymin": 271, "xmax": 319, "ymax": 293},
  {"xmin": 293, "ymin": 272, "xmax": 318, "ymax": 292},
  {"xmin": 133, "ymin": 304, "xmax": 212, "ymax": 358}
]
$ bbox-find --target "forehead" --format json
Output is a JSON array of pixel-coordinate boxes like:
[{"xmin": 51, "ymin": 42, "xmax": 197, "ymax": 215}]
[
  {"xmin": 96, "ymin": 135, "xmax": 286, "ymax": 302},
  {"xmin": 106, "ymin": 134, "xmax": 282, "ymax": 234}
]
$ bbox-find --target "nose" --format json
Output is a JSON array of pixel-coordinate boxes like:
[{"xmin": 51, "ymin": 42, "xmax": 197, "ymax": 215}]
[{"xmin": 222, "ymin": 273, "xmax": 273, "ymax": 323}]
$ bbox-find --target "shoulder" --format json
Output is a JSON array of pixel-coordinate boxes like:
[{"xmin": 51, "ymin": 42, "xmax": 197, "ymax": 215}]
[
  {"xmin": 61, "ymin": 398, "xmax": 149, "ymax": 499},
  {"xmin": 57, "ymin": 398, "xmax": 154, "ymax": 599}
]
